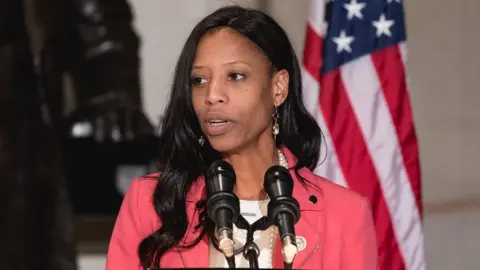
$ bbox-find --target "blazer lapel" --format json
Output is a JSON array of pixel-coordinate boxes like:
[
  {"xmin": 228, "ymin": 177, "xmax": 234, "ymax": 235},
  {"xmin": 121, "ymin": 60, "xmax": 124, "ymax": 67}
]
[{"xmin": 290, "ymin": 207, "xmax": 325, "ymax": 269}]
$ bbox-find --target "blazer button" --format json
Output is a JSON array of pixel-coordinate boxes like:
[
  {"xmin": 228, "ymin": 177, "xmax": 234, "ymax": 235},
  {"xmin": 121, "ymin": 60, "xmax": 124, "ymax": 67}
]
[{"xmin": 309, "ymin": 195, "xmax": 318, "ymax": 204}]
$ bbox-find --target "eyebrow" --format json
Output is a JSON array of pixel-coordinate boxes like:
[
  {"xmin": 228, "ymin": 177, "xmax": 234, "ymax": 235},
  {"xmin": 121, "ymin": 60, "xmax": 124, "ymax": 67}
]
[{"xmin": 192, "ymin": 60, "xmax": 252, "ymax": 69}]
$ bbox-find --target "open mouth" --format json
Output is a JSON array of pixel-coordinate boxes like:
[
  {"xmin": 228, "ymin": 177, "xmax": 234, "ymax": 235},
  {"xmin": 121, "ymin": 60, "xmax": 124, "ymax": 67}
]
[
  {"xmin": 208, "ymin": 120, "xmax": 229, "ymax": 126},
  {"xmin": 204, "ymin": 119, "xmax": 233, "ymax": 136}
]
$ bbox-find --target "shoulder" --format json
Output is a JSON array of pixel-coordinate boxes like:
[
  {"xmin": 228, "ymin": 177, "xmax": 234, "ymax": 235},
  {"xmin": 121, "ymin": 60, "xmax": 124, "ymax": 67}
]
[
  {"xmin": 284, "ymin": 147, "xmax": 370, "ymax": 218},
  {"xmin": 118, "ymin": 173, "xmax": 161, "ymax": 235},
  {"xmin": 106, "ymin": 174, "xmax": 161, "ymax": 269},
  {"xmin": 128, "ymin": 173, "xmax": 159, "ymax": 210},
  {"xmin": 121, "ymin": 172, "xmax": 204, "ymax": 227},
  {"xmin": 300, "ymin": 168, "xmax": 372, "ymax": 222},
  {"xmin": 318, "ymin": 175, "xmax": 369, "ymax": 212},
  {"xmin": 129, "ymin": 173, "xmax": 159, "ymax": 200},
  {"xmin": 304, "ymin": 173, "xmax": 378, "ymax": 268}
]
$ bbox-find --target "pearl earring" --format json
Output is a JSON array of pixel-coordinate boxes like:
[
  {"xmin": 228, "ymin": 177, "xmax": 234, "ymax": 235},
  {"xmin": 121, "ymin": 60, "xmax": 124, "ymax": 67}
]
[{"xmin": 272, "ymin": 106, "xmax": 279, "ymax": 139}]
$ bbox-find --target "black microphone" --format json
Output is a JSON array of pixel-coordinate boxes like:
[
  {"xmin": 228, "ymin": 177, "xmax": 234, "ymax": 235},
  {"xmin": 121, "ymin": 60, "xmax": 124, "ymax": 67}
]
[
  {"xmin": 205, "ymin": 160, "xmax": 240, "ymax": 264},
  {"xmin": 264, "ymin": 165, "xmax": 300, "ymax": 268}
]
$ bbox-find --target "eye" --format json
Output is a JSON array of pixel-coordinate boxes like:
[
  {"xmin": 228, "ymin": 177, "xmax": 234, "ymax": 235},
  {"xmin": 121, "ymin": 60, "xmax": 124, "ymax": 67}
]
[
  {"xmin": 228, "ymin": 72, "xmax": 245, "ymax": 81},
  {"xmin": 191, "ymin": 76, "xmax": 207, "ymax": 86}
]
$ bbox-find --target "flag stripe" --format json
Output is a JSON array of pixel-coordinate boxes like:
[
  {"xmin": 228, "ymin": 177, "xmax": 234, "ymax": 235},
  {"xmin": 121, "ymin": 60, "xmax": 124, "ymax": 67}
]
[
  {"xmin": 303, "ymin": 23, "xmax": 323, "ymax": 82},
  {"xmin": 370, "ymin": 45, "xmax": 423, "ymax": 216},
  {"xmin": 319, "ymin": 70, "xmax": 406, "ymax": 269},
  {"xmin": 306, "ymin": 0, "xmax": 327, "ymax": 36},
  {"xmin": 302, "ymin": 17, "xmax": 347, "ymax": 188},
  {"xmin": 399, "ymin": 43, "xmax": 408, "ymax": 69},
  {"xmin": 340, "ymin": 54, "xmax": 425, "ymax": 269},
  {"xmin": 302, "ymin": 67, "xmax": 348, "ymax": 188}
]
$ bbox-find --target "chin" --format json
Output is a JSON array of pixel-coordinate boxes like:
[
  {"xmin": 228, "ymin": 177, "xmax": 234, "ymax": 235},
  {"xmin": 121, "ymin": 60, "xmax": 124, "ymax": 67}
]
[{"xmin": 208, "ymin": 137, "xmax": 242, "ymax": 154}]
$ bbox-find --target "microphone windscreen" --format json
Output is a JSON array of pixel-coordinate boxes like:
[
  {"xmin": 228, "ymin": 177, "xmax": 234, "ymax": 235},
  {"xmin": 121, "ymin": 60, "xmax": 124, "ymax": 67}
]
[
  {"xmin": 264, "ymin": 165, "xmax": 294, "ymax": 198},
  {"xmin": 206, "ymin": 160, "xmax": 236, "ymax": 195}
]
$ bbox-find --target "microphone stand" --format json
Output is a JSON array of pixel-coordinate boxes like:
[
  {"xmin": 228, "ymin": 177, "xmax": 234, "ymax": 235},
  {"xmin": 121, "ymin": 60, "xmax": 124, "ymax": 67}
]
[
  {"xmin": 244, "ymin": 247, "xmax": 259, "ymax": 268},
  {"xmin": 284, "ymin": 261, "xmax": 293, "ymax": 269},
  {"xmin": 226, "ymin": 256, "xmax": 236, "ymax": 268},
  {"xmin": 237, "ymin": 216, "xmax": 269, "ymax": 269},
  {"xmin": 243, "ymin": 237, "xmax": 260, "ymax": 269}
]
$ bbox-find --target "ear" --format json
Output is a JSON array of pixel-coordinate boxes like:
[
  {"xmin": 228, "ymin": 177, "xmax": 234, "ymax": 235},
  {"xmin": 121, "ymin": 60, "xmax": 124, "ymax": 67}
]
[{"xmin": 271, "ymin": 69, "xmax": 289, "ymax": 107}]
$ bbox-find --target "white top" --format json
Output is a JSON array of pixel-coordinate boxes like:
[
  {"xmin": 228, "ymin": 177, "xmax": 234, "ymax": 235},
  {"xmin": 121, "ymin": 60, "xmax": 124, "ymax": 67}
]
[{"xmin": 209, "ymin": 199, "xmax": 278, "ymax": 268}]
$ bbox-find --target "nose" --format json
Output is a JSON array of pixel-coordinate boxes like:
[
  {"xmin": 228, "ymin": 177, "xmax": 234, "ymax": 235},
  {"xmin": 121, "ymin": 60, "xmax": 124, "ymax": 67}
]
[{"xmin": 205, "ymin": 77, "xmax": 227, "ymax": 105}]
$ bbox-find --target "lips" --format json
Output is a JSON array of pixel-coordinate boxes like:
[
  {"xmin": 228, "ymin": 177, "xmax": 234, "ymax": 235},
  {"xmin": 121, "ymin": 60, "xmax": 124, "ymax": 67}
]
[
  {"xmin": 203, "ymin": 113, "xmax": 234, "ymax": 136},
  {"xmin": 208, "ymin": 120, "xmax": 229, "ymax": 125}
]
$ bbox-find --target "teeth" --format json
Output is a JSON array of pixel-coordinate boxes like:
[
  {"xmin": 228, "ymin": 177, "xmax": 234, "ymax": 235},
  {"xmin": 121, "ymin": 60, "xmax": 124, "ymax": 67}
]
[{"xmin": 209, "ymin": 120, "xmax": 227, "ymax": 125}]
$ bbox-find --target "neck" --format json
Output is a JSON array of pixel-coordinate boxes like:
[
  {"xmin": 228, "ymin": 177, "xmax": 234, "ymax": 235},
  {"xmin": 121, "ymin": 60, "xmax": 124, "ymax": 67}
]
[{"xmin": 223, "ymin": 139, "xmax": 279, "ymax": 201}]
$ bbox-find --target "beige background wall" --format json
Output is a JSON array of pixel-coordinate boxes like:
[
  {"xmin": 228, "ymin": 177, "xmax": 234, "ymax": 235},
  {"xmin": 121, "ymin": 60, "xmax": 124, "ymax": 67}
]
[{"xmin": 78, "ymin": 0, "xmax": 480, "ymax": 269}]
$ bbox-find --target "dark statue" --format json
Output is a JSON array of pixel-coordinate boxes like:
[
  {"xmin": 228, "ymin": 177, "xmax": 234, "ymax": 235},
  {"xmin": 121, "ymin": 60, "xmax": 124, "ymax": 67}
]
[{"xmin": 0, "ymin": 0, "xmax": 153, "ymax": 269}]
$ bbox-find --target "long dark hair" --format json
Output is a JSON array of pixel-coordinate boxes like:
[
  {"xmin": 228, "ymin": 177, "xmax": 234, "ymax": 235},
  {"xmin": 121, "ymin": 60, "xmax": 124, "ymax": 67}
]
[{"xmin": 138, "ymin": 5, "xmax": 322, "ymax": 268}]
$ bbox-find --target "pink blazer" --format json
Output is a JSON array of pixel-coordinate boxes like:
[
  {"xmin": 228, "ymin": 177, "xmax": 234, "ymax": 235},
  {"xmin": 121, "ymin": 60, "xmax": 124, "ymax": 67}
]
[{"xmin": 106, "ymin": 147, "xmax": 378, "ymax": 269}]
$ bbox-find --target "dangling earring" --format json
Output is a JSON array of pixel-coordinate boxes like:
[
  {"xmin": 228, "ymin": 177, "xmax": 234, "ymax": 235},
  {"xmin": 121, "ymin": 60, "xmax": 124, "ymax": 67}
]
[
  {"xmin": 198, "ymin": 135, "xmax": 205, "ymax": 146},
  {"xmin": 272, "ymin": 106, "xmax": 280, "ymax": 140}
]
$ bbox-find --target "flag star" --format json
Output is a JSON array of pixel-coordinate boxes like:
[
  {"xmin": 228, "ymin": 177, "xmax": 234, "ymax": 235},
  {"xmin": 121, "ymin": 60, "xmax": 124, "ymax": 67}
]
[
  {"xmin": 372, "ymin": 14, "xmax": 395, "ymax": 37},
  {"xmin": 332, "ymin": 30, "xmax": 354, "ymax": 53},
  {"xmin": 343, "ymin": 0, "xmax": 366, "ymax": 20},
  {"xmin": 387, "ymin": 0, "xmax": 401, "ymax": 3}
]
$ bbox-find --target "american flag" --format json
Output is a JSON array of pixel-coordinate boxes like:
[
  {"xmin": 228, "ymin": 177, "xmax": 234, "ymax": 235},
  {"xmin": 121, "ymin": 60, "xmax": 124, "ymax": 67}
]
[{"xmin": 301, "ymin": 0, "xmax": 425, "ymax": 269}]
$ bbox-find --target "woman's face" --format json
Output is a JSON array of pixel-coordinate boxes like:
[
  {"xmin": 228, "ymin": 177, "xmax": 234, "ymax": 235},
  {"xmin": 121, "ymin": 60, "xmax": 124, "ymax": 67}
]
[{"xmin": 191, "ymin": 27, "xmax": 289, "ymax": 154}]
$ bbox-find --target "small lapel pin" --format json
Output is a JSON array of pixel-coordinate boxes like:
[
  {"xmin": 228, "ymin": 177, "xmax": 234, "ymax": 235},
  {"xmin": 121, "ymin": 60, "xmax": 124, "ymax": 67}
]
[
  {"xmin": 309, "ymin": 195, "xmax": 318, "ymax": 204},
  {"xmin": 295, "ymin": 236, "xmax": 307, "ymax": 251}
]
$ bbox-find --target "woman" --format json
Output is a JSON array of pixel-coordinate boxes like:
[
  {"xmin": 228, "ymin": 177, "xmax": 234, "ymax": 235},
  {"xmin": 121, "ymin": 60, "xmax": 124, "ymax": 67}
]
[{"xmin": 106, "ymin": 5, "xmax": 377, "ymax": 270}]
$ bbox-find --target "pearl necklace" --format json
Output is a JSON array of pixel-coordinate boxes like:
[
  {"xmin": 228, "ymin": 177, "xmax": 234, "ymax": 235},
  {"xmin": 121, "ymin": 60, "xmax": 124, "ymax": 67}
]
[{"xmin": 231, "ymin": 149, "xmax": 288, "ymax": 267}]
